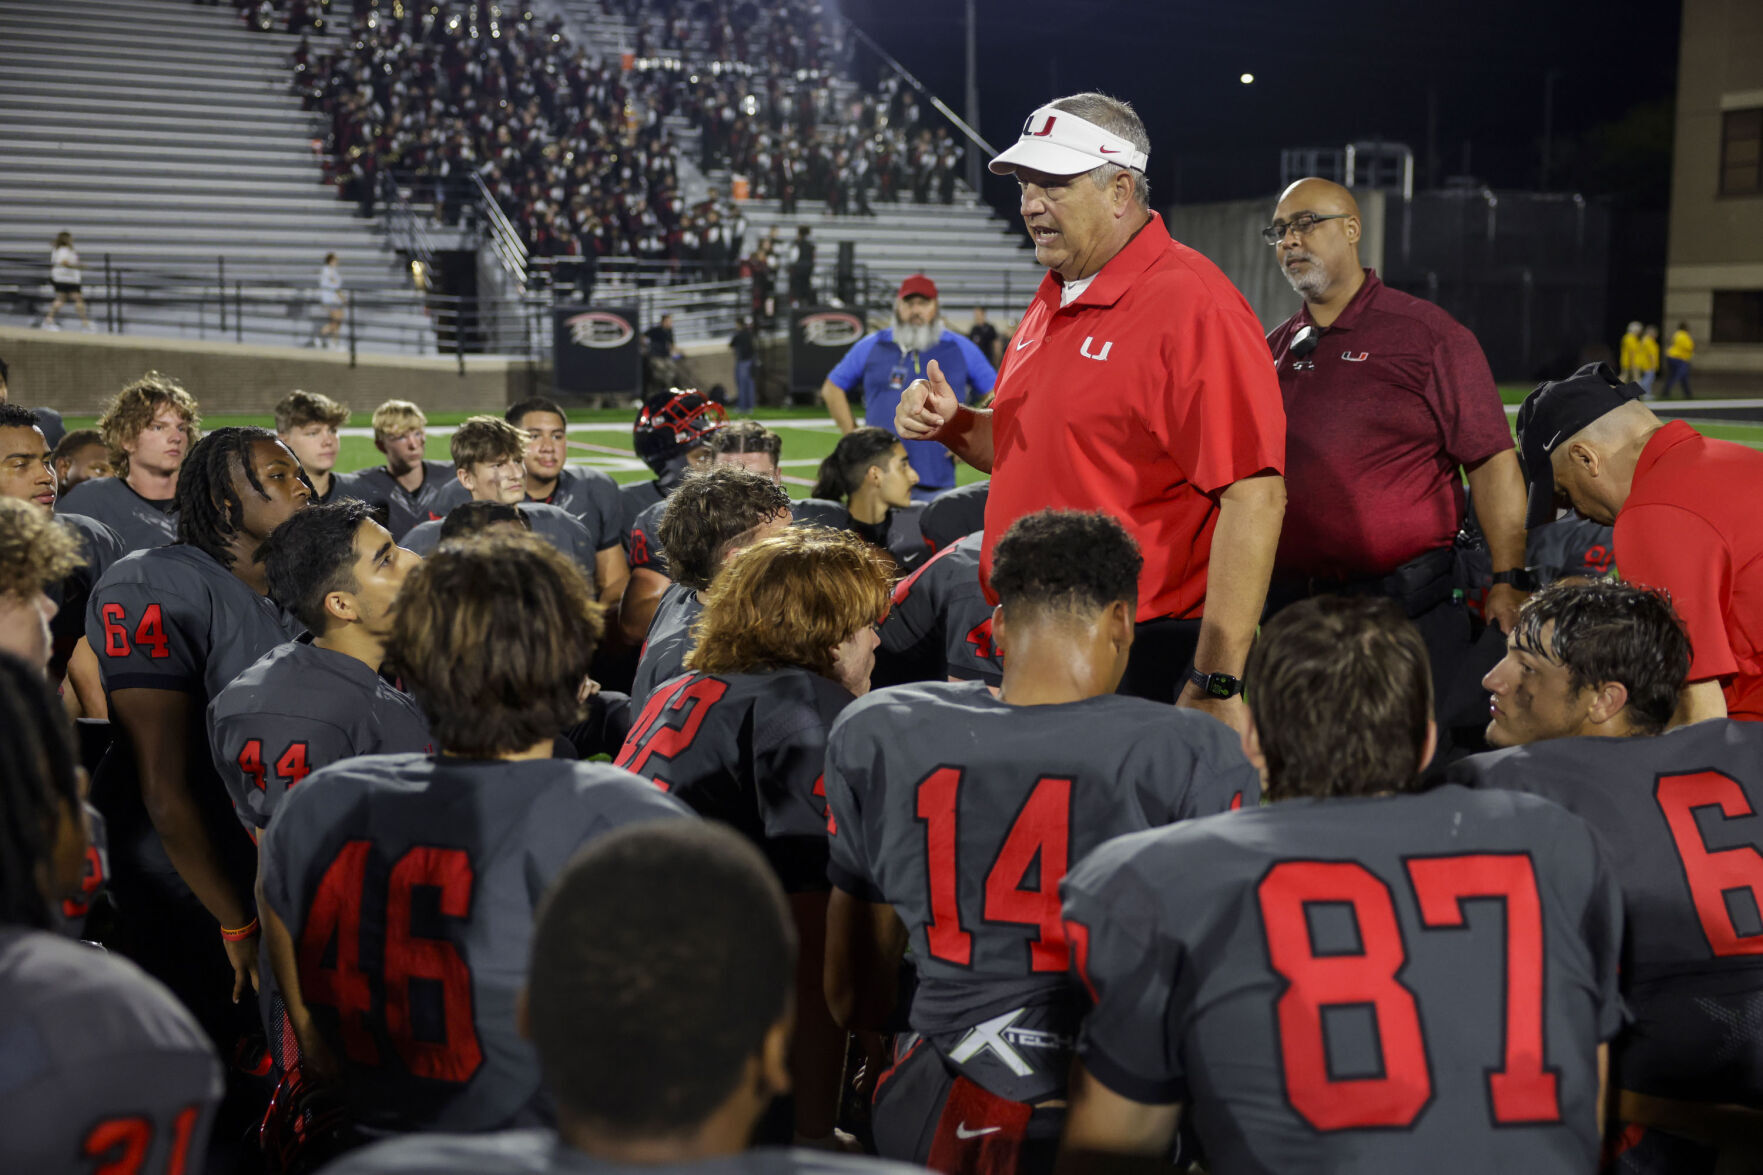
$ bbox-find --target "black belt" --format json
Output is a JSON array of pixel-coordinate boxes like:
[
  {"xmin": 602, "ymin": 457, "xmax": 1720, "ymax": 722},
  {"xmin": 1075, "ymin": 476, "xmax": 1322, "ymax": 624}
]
[{"xmin": 1277, "ymin": 546, "xmax": 1457, "ymax": 619}]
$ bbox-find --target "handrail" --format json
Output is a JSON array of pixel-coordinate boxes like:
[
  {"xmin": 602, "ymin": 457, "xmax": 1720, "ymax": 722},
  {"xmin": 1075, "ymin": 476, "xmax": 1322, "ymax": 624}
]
[
  {"xmin": 471, "ymin": 172, "xmax": 530, "ymax": 287},
  {"xmin": 844, "ymin": 23, "xmax": 996, "ymax": 160}
]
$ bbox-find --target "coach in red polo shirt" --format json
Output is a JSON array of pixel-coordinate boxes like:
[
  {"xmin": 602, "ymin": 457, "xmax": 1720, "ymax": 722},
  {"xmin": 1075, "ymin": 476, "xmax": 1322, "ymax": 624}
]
[
  {"xmin": 1518, "ymin": 362, "xmax": 1763, "ymax": 723},
  {"xmin": 896, "ymin": 91, "xmax": 1286, "ymax": 727},
  {"xmin": 1263, "ymin": 178, "xmax": 1529, "ymax": 747}
]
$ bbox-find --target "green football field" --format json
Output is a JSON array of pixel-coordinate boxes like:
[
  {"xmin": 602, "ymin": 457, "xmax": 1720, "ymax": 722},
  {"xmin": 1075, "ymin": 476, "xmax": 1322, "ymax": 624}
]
[{"xmin": 61, "ymin": 388, "xmax": 1763, "ymax": 496}]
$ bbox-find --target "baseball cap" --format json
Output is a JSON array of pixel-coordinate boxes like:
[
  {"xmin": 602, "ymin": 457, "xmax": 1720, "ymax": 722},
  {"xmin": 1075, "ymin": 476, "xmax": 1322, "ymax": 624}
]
[
  {"xmin": 1515, "ymin": 362, "xmax": 1644, "ymax": 528},
  {"xmin": 989, "ymin": 105, "xmax": 1149, "ymax": 177},
  {"xmin": 897, "ymin": 274, "xmax": 938, "ymax": 301}
]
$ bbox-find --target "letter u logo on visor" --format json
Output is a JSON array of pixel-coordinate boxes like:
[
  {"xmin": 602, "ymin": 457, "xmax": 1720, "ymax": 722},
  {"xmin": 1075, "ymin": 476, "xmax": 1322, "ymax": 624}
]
[{"xmin": 1026, "ymin": 115, "xmax": 1058, "ymax": 137}]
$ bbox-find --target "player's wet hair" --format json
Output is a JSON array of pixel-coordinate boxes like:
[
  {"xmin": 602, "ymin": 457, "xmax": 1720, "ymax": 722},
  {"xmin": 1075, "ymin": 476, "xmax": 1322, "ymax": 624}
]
[
  {"xmin": 657, "ymin": 466, "xmax": 792, "ymax": 591},
  {"xmin": 176, "ymin": 427, "xmax": 279, "ymax": 569},
  {"xmin": 0, "ymin": 498, "xmax": 82, "ymax": 600},
  {"xmin": 0, "ymin": 651, "xmax": 81, "ymax": 930},
  {"xmin": 1247, "ymin": 596, "xmax": 1433, "ymax": 802},
  {"xmin": 709, "ymin": 419, "xmax": 782, "ymax": 463},
  {"xmin": 388, "ymin": 534, "xmax": 602, "ymax": 756},
  {"xmin": 505, "ymin": 396, "xmax": 567, "ymax": 427},
  {"xmin": 449, "ymin": 415, "xmax": 526, "ymax": 468},
  {"xmin": 811, "ymin": 427, "xmax": 900, "ymax": 502},
  {"xmin": 439, "ymin": 500, "xmax": 531, "ymax": 541},
  {"xmin": 688, "ymin": 527, "xmax": 892, "ymax": 679},
  {"xmin": 370, "ymin": 399, "xmax": 425, "ymax": 445},
  {"xmin": 273, "ymin": 389, "xmax": 350, "ymax": 434},
  {"xmin": 97, "ymin": 372, "xmax": 201, "ymax": 478},
  {"xmin": 528, "ymin": 821, "xmax": 794, "ymax": 1137},
  {"xmin": 258, "ymin": 500, "xmax": 375, "ymax": 633},
  {"xmin": 0, "ymin": 402, "xmax": 39, "ymax": 432},
  {"xmin": 1513, "ymin": 580, "xmax": 1689, "ymax": 735},
  {"xmin": 50, "ymin": 428, "xmax": 104, "ymax": 465},
  {"xmin": 991, "ymin": 509, "xmax": 1141, "ymax": 618}
]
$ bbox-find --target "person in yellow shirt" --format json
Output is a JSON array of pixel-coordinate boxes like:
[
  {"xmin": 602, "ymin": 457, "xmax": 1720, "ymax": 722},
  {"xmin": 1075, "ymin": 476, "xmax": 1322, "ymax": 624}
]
[
  {"xmin": 1619, "ymin": 320, "xmax": 1643, "ymax": 382},
  {"xmin": 1662, "ymin": 321, "xmax": 1694, "ymax": 399},
  {"xmin": 1637, "ymin": 324, "xmax": 1661, "ymax": 397}
]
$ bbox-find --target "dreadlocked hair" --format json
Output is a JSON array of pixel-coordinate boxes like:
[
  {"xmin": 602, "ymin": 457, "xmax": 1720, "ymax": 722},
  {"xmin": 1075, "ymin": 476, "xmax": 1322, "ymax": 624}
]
[
  {"xmin": 0, "ymin": 651, "xmax": 80, "ymax": 930},
  {"xmin": 176, "ymin": 426, "xmax": 276, "ymax": 569}
]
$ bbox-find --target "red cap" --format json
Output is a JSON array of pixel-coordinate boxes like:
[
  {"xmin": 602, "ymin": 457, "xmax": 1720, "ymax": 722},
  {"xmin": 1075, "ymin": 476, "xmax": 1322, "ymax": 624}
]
[{"xmin": 897, "ymin": 274, "xmax": 938, "ymax": 301}]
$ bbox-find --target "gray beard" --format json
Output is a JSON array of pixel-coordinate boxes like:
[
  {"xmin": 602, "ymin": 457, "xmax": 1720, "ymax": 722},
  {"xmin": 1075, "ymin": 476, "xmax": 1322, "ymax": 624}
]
[
  {"xmin": 1281, "ymin": 256, "xmax": 1331, "ymax": 302},
  {"xmin": 893, "ymin": 320, "xmax": 940, "ymax": 353}
]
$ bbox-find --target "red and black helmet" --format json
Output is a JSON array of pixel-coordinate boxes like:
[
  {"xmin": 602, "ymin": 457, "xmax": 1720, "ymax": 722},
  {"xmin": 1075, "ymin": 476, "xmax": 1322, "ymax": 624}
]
[{"xmin": 633, "ymin": 388, "xmax": 727, "ymax": 475}]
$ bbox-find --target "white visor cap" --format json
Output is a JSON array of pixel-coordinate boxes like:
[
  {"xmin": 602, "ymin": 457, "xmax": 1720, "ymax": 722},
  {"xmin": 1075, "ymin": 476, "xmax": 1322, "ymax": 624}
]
[{"xmin": 989, "ymin": 105, "xmax": 1149, "ymax": 177}]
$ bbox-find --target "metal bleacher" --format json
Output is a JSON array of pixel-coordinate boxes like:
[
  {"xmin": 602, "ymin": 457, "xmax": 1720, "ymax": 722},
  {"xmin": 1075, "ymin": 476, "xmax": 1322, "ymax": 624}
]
[{"xmin": 0, "ymin": 0, "xmax": 436, "ymax": 352}]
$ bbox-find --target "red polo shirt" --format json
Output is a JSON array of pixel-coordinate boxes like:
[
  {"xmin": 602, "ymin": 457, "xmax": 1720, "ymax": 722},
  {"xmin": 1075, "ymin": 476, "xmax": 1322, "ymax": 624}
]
[
  {"xmin": 981, "ymin": 212, "xmax": 1286, "ymax": 621},
  {"xmin": 1615, "ymin": 420, "xmax": 1763, "ymax": 720},
  {"xmin": 1266, "ymin": 269, "xmax": 1512, "ymax": 579}
]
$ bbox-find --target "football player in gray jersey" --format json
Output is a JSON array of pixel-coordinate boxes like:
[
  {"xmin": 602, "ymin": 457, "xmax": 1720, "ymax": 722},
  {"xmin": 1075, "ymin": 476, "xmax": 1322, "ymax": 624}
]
[
  {"xmin": 1058, "ymin": 596, "xmax": 1623, "ymax": 1175},
  {"xmin": 273, "ymin": 389, "xmax": 352, "ymax": 504},
  {"xmin": 618, "ymin": 527, "xmax": 893, "ymax": 1147},
  {"xmin": 208, "ymin": 499, "xmax": 430, "ymax": 836},
  {"xmin": 86, "ymin": 428, "xmax": 310, "ymax": 1038},
  {"xmin": 825, "ymin": 511, "xmax": 1256, "ymax": 1175},
  {"xmin": 508, "ymin": 397, "xmax": 630, "ymax": 605},
  {"xmin": 630, "ymin": 467, "xmax": 795, "ymax": 710},
  {"xmin": 401, "ymin": 415, "xmax": 610, "ymax": 590},
  {"xmin": 258, "ymin": 535, "xmax": 691, "ymax": 1135},
  {"xmin": 320, "ymin": 822, "xmax": 922, "ymax": 1175},
  {"xmin": 0, "ymin": 652, "xmax": 223, "ymax": 1175},
  {"xmin": 334, "ymin": 399, "xmax": 456, "ymax": 540},
  {"xmin": 809, "ymin": 428, "xmax": 928, "ymax": 575},
  {"xmin": 58, "ymin": 373, "xmax": 201, "ymax": 554},
  {"xmin": 1457, "ymin": 581, "xmax": 1763, "ymax": 1171}
]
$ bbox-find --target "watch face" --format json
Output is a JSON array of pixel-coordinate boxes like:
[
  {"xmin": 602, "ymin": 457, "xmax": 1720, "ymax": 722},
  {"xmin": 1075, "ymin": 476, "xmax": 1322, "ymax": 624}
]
[{"xmin": 1206, "ymin": 674, "xmax": 1240, "ymax": 699}]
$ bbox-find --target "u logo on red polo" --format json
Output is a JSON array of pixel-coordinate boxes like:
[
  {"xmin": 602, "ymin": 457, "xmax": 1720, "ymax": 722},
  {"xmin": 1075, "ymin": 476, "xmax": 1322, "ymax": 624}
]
[
  {"xmin": 1025, "ymin": 115, "xmax": 1057, "ymax": 137},
  {"xmin": 1080, "ymin": 336, "xmax": 1113, "ymax": 361}
]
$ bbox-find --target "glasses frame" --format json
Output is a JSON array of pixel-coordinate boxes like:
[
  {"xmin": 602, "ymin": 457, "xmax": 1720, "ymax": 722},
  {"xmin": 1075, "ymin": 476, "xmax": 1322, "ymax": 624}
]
[{"xmin": 1262, "ymin": 213, "xmax": 1350, "ymax": 246}]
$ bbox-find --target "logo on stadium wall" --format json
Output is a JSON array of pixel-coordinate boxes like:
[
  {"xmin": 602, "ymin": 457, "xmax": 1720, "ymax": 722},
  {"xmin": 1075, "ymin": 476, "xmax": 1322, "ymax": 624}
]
[
  {"xmin": 800, "ymin": 312, "xmax": 865, "ymax": 348},
  {"xmin": 565, "ymin": 311, "xmax": 635, "ymax": 350}
]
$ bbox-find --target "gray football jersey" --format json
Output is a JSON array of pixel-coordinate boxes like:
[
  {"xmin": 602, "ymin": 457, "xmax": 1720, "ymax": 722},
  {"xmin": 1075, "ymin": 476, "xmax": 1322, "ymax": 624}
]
[
  {"xmin": 259, "ymin": 753, "xmax": 692, "ymax": 1133},
  {"xmin": 0, "ymin": 928, "xmax": 222, "ymax": 1175},
  {"xmin": 877, "ymin": 532, "xmax": 999, "ymax": 685},
  {"xmin": 48, "ymin": 512, "xmax": 126, "ymax": 676},
  {"xmin": 529, "ymin": 466, "xmax": 625, "ymax": 552},
  {"xmin": 1526, "ymin": 516, "xmax": 1616, "ymax": 585},
  {"xmin": 207, "ymin": 638, "xmax": 433, "ymax": 832},
  {"xmin": 824, "ymin": 682, "xmax": 1257, "ymax": 1100},
  {"xmin": 58, "ymin": 476, "xmax": 177, "ymax": 554},
  {"xmin": 631, "ymin": 584, "xmax": 705, "ymax": 710},
  {"xmin": 402, "ymin": 502, "xmax": 597, "ymax": 574},
  {"xmin": 321, "ymin": 1129, "xmax": 928, "ymax": 1175},
  {"xmin": 1061, "ymin": 786, "xmax": 1625, "ymax": 1174},
  {"xmin": 617, "ymin": 478, "xmax": 667, "ymax": 555},
  {"xmin": 333, "ymin": 462, "xmax": 458, "ymax": 540}
]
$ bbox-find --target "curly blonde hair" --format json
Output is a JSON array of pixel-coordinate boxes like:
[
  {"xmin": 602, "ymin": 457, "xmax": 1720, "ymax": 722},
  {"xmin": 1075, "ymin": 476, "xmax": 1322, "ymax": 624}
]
[
  {"xmin": 686, "ymin": 527, "xmax": 893, "ymax": 679},
  {"xmin": 0, "ymin": 498, "xmax": 82, "ymax": 600},
  {"xmin": 97, "ymin": 372, "xmax": 201, "ymax": 477}
]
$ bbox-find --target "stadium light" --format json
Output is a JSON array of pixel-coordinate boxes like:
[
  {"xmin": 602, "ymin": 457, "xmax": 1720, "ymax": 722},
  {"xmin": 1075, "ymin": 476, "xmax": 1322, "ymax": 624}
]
[{"xmin": 1240, "ymin": 72, "xmax": 1255, "ymax": 84}]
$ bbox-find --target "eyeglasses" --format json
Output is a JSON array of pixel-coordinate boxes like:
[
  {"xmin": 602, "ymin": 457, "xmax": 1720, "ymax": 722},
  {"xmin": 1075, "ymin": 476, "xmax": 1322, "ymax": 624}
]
[{"xmin": 1261, "ymin": 213, "xmax": 1349, "ymax": 246}]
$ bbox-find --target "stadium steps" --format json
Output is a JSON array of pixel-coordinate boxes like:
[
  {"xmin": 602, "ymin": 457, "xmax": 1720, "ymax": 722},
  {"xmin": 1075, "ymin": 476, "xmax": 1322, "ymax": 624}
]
[
  {"xmin": 736, "ymin": 200, "xmax": 1043, "ymax": 316},
  {"xmin": 0, "ymin": 0, "xmax": 438, "ymax": 354}
]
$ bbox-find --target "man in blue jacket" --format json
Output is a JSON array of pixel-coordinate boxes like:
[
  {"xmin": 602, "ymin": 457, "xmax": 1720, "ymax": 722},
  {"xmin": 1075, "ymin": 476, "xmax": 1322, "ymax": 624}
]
[{"xmin": 820, "ymin": 274, "xmax": 995, "ymax": 501}]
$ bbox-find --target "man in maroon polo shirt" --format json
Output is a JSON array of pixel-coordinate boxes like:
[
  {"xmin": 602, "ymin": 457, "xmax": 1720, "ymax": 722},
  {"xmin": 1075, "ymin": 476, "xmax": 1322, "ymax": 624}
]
[
  {"xmin": 895, "ymin": 92, "xmax": 1287, "ymax": 726},
  {"xmin": 1518, "ymin": 362, "xmax": 1763, "ymax": 724},
  {"xmin": 1264, "ymin": 178, "xmax": 1530, "ymax": 747}
]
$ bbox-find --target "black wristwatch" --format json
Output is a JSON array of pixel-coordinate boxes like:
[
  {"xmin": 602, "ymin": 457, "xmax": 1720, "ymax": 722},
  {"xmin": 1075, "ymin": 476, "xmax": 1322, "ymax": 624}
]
[
  {"xmin": 1490, "ymin": 568, "xmax": 1539, "ymax": 591},
  {"xmin": 1188, "ymin": 668, "xmax": 1244, "ymax": 700}
]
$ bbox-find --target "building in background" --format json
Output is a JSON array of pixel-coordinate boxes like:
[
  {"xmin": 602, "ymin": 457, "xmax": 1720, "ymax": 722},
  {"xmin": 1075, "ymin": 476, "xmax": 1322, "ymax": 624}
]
[{"xmin": 1665, "ymin": 0, "xmax": 1763, "ymax": 394}]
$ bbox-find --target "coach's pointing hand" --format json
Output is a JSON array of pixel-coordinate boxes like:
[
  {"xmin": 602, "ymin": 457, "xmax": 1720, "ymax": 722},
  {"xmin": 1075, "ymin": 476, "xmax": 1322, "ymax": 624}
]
[{"xmin": 895, "ymin": 359, "xmax": 959, "ymax": 441}]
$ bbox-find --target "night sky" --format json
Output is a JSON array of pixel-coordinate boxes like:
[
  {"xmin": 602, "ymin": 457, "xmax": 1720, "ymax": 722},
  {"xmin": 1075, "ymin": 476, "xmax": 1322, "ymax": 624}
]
[{"xmin": 841, "ymin": 0, "xmax": 1682, "ymax": 209}]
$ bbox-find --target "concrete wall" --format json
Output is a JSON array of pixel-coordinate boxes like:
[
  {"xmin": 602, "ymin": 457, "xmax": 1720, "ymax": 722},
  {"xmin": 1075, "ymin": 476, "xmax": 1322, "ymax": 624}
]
[
  {"xmin": 0, "ymin": 326, "xmax": 549, "ymax": 416},
  {"xmin": 1164, "ymin": 190, "xmax": 1386, "ymax": 333},
  {"xmin": 1665, "ymin": 0, "xmax": 1763, "ymax": 388}
]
